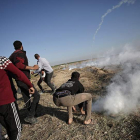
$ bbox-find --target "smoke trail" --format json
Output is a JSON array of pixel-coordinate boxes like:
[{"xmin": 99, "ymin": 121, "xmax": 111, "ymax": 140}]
[
  {"xmin": 92, "ymin": 44, "xmax": 140, "ymax": 114},
  {"xmin": 93, "ymin": 0, "xmax": 136, "ymax": 41}
]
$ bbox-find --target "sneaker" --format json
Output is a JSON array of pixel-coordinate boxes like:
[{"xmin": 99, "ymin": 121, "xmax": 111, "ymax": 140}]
[
  {"xmin": 39, "ymin": 92, "xmax": 43, "ymax": 95},
  {"xmin": 42, "ymin": 89, "xmax": 45, "ymax": 93},
  {"xmin": 39, "ymin": 90, "xmax": 45, "ymax": 95},
  {"xmin": 51, "ymin": 89, "xmax": 56, "ymax": 95},
  {"xmin": 24, "ymin": 117, "xmax": 37, "ymax": 124}
]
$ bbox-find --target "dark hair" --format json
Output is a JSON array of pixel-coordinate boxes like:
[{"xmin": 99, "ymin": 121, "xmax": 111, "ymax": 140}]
[
  {"xmin": 71, "ymin": 71, "xmax": 80, "ymax": 80},
  {"xmin": 34, "ymin": 54, "xmax": 40, "ymax": 59},
  {"xmin": 13, "ymin": 40, "xmax": 22, "ymax": 50}
]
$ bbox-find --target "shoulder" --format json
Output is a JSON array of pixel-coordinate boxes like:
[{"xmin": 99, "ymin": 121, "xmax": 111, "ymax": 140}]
[
  {"xmin": 0, "ymin": 56, "xmax": 11, "ymax": 69},
  {"xmin": 77, "ymin": 80, "xmax": 84, "ymax": 87},
  {"xmin": 16, "ymin": 51, "xmax": 26, "ymax": 58}
]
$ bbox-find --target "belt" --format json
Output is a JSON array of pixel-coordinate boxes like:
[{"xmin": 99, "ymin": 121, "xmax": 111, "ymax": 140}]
[{"xmin": 53, "ymin": 90, "xmax": 71, "ymax": 98}]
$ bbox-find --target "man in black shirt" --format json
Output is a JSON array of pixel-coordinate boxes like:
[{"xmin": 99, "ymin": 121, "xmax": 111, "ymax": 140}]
[
  {"xmin": 9, "ymin": 40, "xmax": 40, "ymax": 124},
  {"xmin": 53, "ymin": 72, "xmax": 92, "ymax": 125}
]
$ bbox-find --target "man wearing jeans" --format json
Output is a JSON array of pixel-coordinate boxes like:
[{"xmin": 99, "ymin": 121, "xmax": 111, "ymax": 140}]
[{"xmin": 31, "ymin": 54, "xmax": 56, "ymax": 94}]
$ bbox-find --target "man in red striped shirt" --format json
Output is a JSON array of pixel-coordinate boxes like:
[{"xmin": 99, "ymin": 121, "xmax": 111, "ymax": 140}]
[{"xmin": 0, "ymin": 56, "xmax": 35, "ymax": 140}]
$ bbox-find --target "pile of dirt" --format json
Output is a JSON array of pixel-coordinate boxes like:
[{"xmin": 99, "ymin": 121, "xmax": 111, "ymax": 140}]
[{"xmin": 2, "ymin": 65, "xmax": 140, "ymax": 140}]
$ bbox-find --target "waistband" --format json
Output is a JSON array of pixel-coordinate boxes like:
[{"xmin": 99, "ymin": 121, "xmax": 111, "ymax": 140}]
[{"xmin": 53, "ymin": 90, "xmax": 71, "ymax": 98}]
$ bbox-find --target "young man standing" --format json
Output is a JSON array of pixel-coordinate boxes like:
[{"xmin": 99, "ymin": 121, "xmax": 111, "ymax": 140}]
[
  {"xmin": 9, "ymin": 40, "xmax": 40, "ymax": 124},
  {"xmin": 0, "ymin": 56, "xmax": 35, "ymax": 140},
  {"xmin": 31, "ymin": 54, "xmax": 56, "ymax": 94}
]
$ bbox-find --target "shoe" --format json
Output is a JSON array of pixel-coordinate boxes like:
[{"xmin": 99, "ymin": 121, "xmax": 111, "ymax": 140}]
[
  {"xmin": 42, "ymin": 89, "xmax": 45, "ymax": 93},
  {"xmin": 39, "ymin": 90, "xmax": 45, "ymax": 95},
  {"xmin": 39, "ymin": 92, "xmax": 43, "ymax": 95},
  {"xmin": 24, "ymin": 117, "xmax": 37, "ymax": 124},
  {"xmin": 51, "ymin": 88, "xmax": 56, "ymax": 95}
]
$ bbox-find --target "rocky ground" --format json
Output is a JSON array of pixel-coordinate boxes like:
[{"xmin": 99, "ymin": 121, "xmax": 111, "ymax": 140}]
[{"xmin": 2, "ymin": 64, "xmax": 140, "ymax": 140}]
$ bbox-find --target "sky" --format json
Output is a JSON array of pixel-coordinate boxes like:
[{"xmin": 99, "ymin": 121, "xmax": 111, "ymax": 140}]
[{"xmin": 0, "ymin": 0, "xmax": 140, "ymax": 66}]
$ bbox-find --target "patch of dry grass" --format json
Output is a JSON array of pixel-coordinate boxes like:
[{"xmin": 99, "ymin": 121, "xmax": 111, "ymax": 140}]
[{"xmin": 2, "ymin": 64, "xmax": 140, "ymax": 140}]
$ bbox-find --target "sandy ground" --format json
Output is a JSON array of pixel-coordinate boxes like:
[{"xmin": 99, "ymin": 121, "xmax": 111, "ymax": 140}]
[{"xmin": 2, "ymin": 65, "xmax": 140, "ymax": 140}]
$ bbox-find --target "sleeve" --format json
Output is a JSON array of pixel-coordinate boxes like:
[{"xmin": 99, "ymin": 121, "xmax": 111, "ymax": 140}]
[
  {"xmin": 15, "ymin": 53, "xmax": 26, "ymax": 69},
  {"xmin": 34, "ymin": 61, "xmax": 42, "ymax": 74},
  {"xmin": 3, "ymin": 58, "xmax": 33, "ymax": 88},
  {"xmin": 78, "ymin": 82, "xmax": 85, "ymax": 93}
]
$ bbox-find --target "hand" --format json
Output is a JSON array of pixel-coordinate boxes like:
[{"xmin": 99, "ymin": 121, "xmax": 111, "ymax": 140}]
[
  {"xmin": 31, "ymin": 71, "xmax": 34, "ymax": 75},
  {"xmin": 29, "ymin": 87, "xmax": 35, "ymax": 94},
  {"xmin": 33, "ymin": 65, "xmax": 39, "ymax": 70}
]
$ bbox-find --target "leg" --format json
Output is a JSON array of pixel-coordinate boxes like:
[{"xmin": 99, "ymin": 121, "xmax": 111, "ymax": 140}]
[
  {"xmin": 28, "ymin": 86, "xmax": 40, "ymax": 117},
  {"xmin": 44, "ymin": 72, "xmax": 55, "ymax": 91},
  {"xmin": 0, "ymin": 102, "xmax": 22, "ymax": 140},
  {"xmin": 78, "ymin": 102, "xmax": 85, "ymax": 114},
  {"xmin": 58, "ymin": 93, "xmax": 92, "ymax": 123},
  {"xmin": 37, "ymin": 78, "xmax": 43, "ymax": 91},
  {"xmin": 19, "ymin": 86, "xmax": 31, "ymax": 111},
  {"xmin": 67, "ymin": 106, "xmax": 73, "ymax": 124},
  {"xmin": 0, "ymin": 124, "xmax": 2, "ymax": 140},
  {"xmin": 18, "ymin": 83, "xmax": 40, "ymax": 118}
]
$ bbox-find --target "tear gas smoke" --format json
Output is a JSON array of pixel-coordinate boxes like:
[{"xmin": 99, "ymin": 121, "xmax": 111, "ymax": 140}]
[
  {"xmin": 91, "ymin": 44, "xmax": 140, "ymax": 114},
  {"xmin": 93, "ymin": 0, "xmax": 136, "ymax": 41},
  {"xmin": 69, "ymin": 44, "xmax": 140, "ymax": 114}
]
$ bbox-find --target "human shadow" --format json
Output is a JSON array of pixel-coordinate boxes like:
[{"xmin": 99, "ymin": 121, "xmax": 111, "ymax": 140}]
[{"xmin": 19, "ymin": 104, "xmax": 68, "ymax": 124}]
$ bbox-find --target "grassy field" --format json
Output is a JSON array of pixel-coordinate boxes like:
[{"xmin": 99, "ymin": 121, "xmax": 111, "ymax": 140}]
[{"xmin": 2, "ymin": 62, "xmax": 140, "ymax": 140}]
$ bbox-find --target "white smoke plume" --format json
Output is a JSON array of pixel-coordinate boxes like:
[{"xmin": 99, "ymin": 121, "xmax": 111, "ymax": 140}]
[
  {"xmin": 93, "ymin": 0, "xmax": 136, "ymax": 41},
  {"xmin": 68, "ymin": 43, "xmax": 140, "ymax": 114},
  {"xmin": 92, "ymin": 44, "xmax": 140, "ymax": 114}
]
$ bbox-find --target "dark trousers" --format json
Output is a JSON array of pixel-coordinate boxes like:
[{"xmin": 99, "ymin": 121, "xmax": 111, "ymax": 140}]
[
  {"xmin": 37, "ymin": 78, "xmax": 43, "ymax": 91},
  {"xmin": 0, "ymin": 124, "xmax": 1, "ymax": 140},
  {"xmin": 37, "ymin": 72, "xmax": 55, "ymax": 91},
  {"xmin": 0, "ymin": 102, "xmax": 22, "ymax": 140},
  {"xmin": 17, "ymin": 81, "xmax": 40, "ymax": 117}
]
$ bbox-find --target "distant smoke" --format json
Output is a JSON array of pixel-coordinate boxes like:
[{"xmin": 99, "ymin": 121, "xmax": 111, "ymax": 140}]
[
  {"xmin": 93, "ymin": 0, "xmax": 136, "ymax": 41},
  {"xmin": 92, "ymin": 44, "xmax": 140, "ymax": 114},
  {"xmin": 68, "ymin": 43, "xmax": 140, "ymax": 114}
]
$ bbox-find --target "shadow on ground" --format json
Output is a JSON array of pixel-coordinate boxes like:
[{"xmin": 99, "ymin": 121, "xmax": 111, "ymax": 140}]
[{"xmin": 19, "ymin": 104, "xmax": 68, "ymax": 124}]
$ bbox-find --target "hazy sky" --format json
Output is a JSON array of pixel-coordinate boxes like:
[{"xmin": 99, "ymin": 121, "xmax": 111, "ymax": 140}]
[{"xmin": 0, "ymin": 0, "xmax": 140, "ymax": 66}]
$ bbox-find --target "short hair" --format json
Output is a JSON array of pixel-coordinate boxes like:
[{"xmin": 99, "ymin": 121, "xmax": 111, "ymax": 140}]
[
  {"xmin": 34, "ymin": 54, "xmax": 40, "ymax": 59},
  {"xmin": 13, "ymin": 40, "xmax": 22, "ymax": 50},
  {"xmin": 71, "ymin": 71, "xmax": 80, "ymax": 79}
]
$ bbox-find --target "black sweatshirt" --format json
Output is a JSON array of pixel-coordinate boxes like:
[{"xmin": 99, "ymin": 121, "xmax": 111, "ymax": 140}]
[{"xmin": 56, "ymin": 78, "xmax": 84, "ymax": 95}]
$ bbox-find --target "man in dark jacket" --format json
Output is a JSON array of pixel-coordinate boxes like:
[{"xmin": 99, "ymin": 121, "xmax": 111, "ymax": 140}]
[
  {"xmin": 9, "ymin": 40, "xmax": 40, "ymax": 124},
  {"xmin": 53, "ymin": 72, "xmax": 92, "ymax": 125}
]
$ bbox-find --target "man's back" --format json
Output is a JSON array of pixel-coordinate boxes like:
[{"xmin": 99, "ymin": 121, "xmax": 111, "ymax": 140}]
[
  {"xmin": 9, "ymin": 50, "xmax": 30, "ymax": 79},
  {"xmin": 37, "ymin": 57, "xmax": 53, "ymax": 73}
]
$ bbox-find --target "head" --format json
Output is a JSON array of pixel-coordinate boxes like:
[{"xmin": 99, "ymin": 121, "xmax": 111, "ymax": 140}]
[
  {"xmin": 71, "ymin": 71, "xmax": 80, "ymax": 80},
  {"xmin": 34, "ymin": 54, "xmax": 40, "ymax": 60},
  {"xmin": 13, "ymin": 40, "xmax": 23, "ymax": 50}
]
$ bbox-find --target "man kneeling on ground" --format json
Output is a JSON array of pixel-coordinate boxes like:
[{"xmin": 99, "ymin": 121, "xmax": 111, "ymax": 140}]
[{"xmin": 53, "ymin": 71, "xmax": 92, "ymax": 125}]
